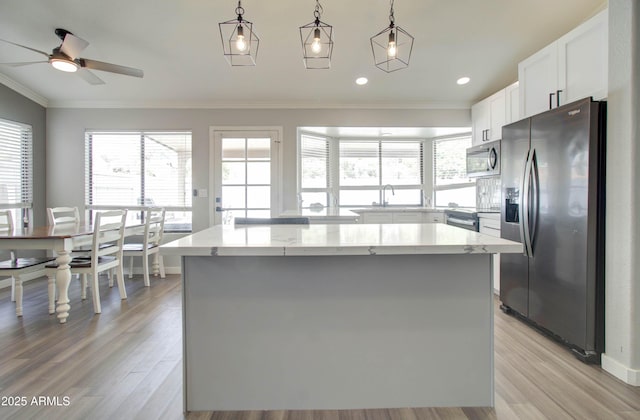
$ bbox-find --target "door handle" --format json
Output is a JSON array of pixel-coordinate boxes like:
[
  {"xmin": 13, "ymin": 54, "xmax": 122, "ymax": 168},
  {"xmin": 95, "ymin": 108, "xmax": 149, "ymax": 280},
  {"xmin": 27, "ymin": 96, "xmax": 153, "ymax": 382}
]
[
  {"xmin": 525, "ymin": 149, "xmax": 540, "ymax": 257},
  {"xmin": 522, "ymin": 150, "xmax": 534, "ymax": 257},
  {"xmin": 529, "ymin": 149, "xmax": 539, "ymax": 255},
  {"xmin": 519, "ymin": 150, "xmax": 530, "ymax": 256},
  {"xmin": 549, "ymin": 92, "xmax": 555, "ymax": 109}
]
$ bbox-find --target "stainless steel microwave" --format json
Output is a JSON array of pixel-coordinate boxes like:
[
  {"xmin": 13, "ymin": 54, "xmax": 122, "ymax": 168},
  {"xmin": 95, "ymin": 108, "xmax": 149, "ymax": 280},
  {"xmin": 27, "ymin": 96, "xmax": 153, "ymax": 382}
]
[{"xmin": 466, "ymin": 140, "xmax": 500, "ymax": 177}]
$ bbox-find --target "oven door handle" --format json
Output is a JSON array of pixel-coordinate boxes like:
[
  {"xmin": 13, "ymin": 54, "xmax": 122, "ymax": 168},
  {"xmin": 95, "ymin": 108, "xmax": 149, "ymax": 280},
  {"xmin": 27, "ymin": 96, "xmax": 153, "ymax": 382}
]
[{"xmin": 447, "ymin": 217, "xmax": 476, "ymax": 226}]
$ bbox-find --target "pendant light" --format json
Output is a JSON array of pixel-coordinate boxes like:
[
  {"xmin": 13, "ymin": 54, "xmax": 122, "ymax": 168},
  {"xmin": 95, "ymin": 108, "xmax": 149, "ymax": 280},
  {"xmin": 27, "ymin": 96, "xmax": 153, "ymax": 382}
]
[
  {"xmin": 219, "ymin": 0, "xmax": 259, "ymax": 66},
  {"xmin": 370, "ymin": 0, "xmax": 414, "ymax": 72},
  {"xmin": 299, "ymin": 0, "xmax": 334, "ymax": 69}
]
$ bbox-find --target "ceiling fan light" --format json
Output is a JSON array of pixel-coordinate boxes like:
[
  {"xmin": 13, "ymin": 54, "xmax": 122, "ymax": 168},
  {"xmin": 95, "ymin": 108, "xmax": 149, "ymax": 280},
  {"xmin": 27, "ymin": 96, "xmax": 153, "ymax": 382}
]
[{"xmin": 50, "ymin": 58, "xmax": 79, "ymax": 72}]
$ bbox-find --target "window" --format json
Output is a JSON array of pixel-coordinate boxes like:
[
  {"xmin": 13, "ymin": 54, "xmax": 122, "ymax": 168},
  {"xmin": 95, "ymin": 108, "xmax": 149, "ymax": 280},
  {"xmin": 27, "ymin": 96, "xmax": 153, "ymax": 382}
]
[
  {"xmin": 433, "ymin": 135, "xmax": 475, "ymax": 208},
  {"xmin": 299, "ymin": 134, "xmax": 330, "ymax": 207},
  {"xmin": 299, "ymin": 133, "xmax": 424, "ymax": 208},
  {"xmin": 0, "ymin": 118, "xmax": 33, "ymax": 225},
  {"xmin": 85, "ymin": 131, "xmax": 192, "ymax": 231}
]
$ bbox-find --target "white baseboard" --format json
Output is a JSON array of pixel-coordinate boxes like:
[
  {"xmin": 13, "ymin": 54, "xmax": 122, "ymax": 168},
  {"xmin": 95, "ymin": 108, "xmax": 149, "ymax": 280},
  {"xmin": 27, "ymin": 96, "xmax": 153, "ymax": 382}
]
[
  {"xmin": 126, "ymin": 266, "xmax": 181, "ymax": 276},
  {"xmin": 0, "ymin": 266, "xmax": 182, "ymax": 291},
  {"xmin": 602, "ymin": 353, "xmax": 640, "ymax": 386}
]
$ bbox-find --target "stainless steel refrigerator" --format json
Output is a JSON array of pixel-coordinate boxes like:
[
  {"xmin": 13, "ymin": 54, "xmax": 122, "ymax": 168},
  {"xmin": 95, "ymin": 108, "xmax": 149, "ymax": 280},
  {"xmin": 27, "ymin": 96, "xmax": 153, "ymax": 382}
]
[{"xmin": 500, "ymin": 97, "xmax": 606, "ymax": 363}]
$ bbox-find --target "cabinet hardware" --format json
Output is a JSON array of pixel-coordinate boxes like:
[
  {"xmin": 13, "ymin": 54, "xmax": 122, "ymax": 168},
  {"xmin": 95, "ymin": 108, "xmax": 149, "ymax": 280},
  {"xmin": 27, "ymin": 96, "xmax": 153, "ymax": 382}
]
[
  {"xmin": 549, "ymin": 92, "xmax": 555, "ymax": 109},
  {"xmin": 556, "ymin": 89, "xmax": 563, "ymax": 107}
]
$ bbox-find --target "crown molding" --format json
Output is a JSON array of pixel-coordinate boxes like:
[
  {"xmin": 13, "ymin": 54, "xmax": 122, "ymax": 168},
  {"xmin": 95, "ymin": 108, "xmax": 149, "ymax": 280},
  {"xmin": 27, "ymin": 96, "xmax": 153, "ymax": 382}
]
[
  {"xmin": 0, "ymin": 73, "xmax": 48, "ymax": 108},
  {"xmin": 46, "ymin": 99, "xmax": 472, "ymax": 110}
]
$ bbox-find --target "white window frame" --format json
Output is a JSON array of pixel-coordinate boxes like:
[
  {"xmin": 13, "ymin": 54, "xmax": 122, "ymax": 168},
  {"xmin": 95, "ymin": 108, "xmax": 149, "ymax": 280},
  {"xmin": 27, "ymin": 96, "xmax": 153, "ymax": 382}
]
[
  {"xmin": 84, "ymin": 130, "xmax": 193, "ymax": 231},
  {"xmin": 297, "ymin": 131, "xmax": 426, "ymax": 208},
  {"xmin": 209, "ymin": 126, "xmax": 283, "ymax": 226},
  {"xmin": 432, "ymin": 133, "xmax": 475, "ymax": 208},
  {"xmin": 0, "ymin": 118, "xmax": 34, "ymax": 226}
]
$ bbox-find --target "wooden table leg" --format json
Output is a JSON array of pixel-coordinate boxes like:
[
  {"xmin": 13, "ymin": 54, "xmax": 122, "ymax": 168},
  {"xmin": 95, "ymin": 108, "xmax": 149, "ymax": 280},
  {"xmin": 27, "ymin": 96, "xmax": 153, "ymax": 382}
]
[{"xmin": 54, "ymin": 251, "xmax": 72, "ymax": 324}]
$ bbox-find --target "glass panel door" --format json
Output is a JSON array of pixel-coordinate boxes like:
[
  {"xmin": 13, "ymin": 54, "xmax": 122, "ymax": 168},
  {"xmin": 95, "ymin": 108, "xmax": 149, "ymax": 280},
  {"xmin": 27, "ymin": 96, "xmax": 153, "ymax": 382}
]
[{"xmin": 212, "ymin": 131, "xmax": 279, "ymax": 225}]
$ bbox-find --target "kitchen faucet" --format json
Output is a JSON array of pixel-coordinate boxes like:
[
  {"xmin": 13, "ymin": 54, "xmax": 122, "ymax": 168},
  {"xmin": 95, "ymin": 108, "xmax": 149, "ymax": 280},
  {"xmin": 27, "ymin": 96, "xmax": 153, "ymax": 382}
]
[{"xmin": 382, "ymin": 184, "xmax": 395, "ymax": 207}]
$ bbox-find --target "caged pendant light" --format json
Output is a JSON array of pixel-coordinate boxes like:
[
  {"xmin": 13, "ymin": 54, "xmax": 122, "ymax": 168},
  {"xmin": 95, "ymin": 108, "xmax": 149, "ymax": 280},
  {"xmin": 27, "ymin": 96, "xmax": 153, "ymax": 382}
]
[
  {"xmin": 299, "ymin": 0, "xmax": 334, "ymax": 69},
  {"xmin": 219, "ymin": 0, "xmax": 259, "ymax": 66},
  {"xmin": 370, "ymin": 0, "xmax": 414, "ymax": 72}
]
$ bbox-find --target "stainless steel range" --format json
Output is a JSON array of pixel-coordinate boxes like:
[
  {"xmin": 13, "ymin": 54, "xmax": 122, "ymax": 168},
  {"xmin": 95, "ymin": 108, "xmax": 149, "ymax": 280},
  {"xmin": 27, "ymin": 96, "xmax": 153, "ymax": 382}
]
[{"xmin": 444, "ymin": 209, "xmax": 479, "ymax": 232}]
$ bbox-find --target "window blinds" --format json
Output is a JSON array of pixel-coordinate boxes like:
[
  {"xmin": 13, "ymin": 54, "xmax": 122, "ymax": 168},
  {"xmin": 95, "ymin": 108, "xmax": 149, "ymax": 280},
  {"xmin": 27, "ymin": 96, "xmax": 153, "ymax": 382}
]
[
  {"xmin": 432, "ymin": 136, "xmax": 473, "ymax": 186},
  {"xmin": 0, "ymin": 118, "xmax": 33, "ymax": 209},
  {"xmin": 85, "ymin": 131, "xmax": 192, "ymax": 210},
  {"xmin": 300, "ymin": 135, "xmax": 329, "ymax": 189}
]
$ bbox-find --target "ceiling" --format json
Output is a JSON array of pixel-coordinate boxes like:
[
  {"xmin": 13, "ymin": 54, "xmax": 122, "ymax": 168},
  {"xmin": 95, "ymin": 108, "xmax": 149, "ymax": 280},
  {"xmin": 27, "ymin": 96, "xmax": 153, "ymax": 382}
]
[{"xmin": 0, "ymin": 0, "xmax": 607, "ymax": 109}]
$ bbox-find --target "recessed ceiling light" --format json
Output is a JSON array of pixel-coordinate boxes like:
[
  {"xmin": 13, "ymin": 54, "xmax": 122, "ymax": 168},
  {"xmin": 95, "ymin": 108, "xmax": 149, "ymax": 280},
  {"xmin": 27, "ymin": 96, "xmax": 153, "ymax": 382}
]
[
  {"xmin": 457, "ymin": 77, "xmax": 470, "ymax": 85},
  {"xmin": 356, "ymin": 77, "xmax": 368, "ymax": 85}
]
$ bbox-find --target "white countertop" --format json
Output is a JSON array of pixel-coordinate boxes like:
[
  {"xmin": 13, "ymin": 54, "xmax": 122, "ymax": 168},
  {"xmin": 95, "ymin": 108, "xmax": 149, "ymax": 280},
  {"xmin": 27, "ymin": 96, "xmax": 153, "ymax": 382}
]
[
  {"xmin": 161, "ymin": 223, "xmax": 522, "ymax": 257},
  {"xmin": 351, "ymin": 207, "xmax": 444, "ymax": 213}
]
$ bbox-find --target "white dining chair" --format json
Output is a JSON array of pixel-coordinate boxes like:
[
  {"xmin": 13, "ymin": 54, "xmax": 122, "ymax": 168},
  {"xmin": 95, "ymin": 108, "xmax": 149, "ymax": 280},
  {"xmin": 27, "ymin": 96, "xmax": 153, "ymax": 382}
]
[
  {"xmin": 46, "ymin": 209, "xmax": 128, "ymax": 314},
  {"xmin": 0, "ymin": 210, "xmax": 55, "ymax": 317},
  {"xmin": 47, "ymin": 206, "xmax": 81, "ymax": 225},
  {"xmin": 123, "ymin": 208, "xmax": 166, "ymax": 287}
]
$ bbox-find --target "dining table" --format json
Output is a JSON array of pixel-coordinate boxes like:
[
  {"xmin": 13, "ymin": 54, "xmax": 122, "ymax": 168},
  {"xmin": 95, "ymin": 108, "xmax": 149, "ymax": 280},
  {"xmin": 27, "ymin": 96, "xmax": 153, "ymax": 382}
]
[{"xmin": 0, "ymin": 221, "xmax": 144, "ymax": 323}]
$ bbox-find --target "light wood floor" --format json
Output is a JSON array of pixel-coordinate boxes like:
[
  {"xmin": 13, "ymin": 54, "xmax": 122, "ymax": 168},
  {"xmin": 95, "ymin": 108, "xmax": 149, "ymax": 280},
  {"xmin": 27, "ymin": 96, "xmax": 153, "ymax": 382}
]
[{"xmin": 0, "ymin": 274, "xmax": 638, "ymax": 420}]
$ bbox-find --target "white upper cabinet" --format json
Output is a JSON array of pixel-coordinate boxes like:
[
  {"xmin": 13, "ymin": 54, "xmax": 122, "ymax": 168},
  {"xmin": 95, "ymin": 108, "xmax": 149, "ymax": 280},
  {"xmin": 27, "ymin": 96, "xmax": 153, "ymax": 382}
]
[
  {"xmin": 505, "ymin": 82, "xmax": 520, "ymax": 124},
  {"xmin": 472, "ymin": 89, "xmax": 506, "ymax": 145},
  {"xmin": 471, "ymin": 99, "xmax": 489, "ymax": 145},
  {"xmin": 488, "ymin": 90, "xmax": 506, "ymax": 141},
  {"xmin": 519, "ymin": 9, "xmax": 608, "ymax": 118},
  {"xmin": 518, "ymin": 42, "xmax": 559, "ymax": 118},
  {"xmin": 557, "ymin": 9, "xmax": 608, "ymax": 104},
  {"xmin": 472, "ymin": 83, "xmax": 517, "ymax": 146}
]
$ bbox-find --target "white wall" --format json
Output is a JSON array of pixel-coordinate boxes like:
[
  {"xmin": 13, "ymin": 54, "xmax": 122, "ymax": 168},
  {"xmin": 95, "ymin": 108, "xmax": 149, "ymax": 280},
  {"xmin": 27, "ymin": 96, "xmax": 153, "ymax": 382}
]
[
  {"xmin": 602, "ymin": 0, "xmax": 640, "ymax": 385},
  {"xmin": 45, "ymin": 107, "xmax": 470, "ymax": 232}
]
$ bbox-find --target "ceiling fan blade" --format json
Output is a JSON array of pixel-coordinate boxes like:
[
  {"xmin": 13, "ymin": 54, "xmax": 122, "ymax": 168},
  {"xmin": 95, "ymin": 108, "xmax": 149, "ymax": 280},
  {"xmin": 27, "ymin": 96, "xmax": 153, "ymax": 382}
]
[
  {"xmin": 60, "ymin": 33, "xmax": 89, "ymax": 60},
  {"xmin": 0, "ymin": 61, "xmax": 47, "ymax": 67},
  {"xmin": 0, "ymin": 38, "xmax": 50, "ymax": 58},
  {"xmin": 76, "ymin": 68, "xmax": 105, "ymax": 85},
  {"xmin": 80, "ymin": 58, "xmax": 143, "ymax": 78}
]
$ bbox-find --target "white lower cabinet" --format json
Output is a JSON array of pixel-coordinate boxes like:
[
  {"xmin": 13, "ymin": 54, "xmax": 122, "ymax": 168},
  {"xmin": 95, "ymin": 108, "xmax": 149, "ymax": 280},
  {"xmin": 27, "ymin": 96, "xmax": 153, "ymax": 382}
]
[
  {"xmin": 423, "ymin": 212, "xmax": 444, "ymax": 223},
  {"xmin": 478, "ymin": 214, "xmax": 501, "ymax": 294},
  {"xmin": 358, "ymin": 210, "xmax": 444, "ymax": 224},
  {"xmin": 392, "ymin": 212, "xmax": 423, "ymax": 223},
  {"xmin": 361, "ymin": 212, "xmax": 394, "ymax": 224}
]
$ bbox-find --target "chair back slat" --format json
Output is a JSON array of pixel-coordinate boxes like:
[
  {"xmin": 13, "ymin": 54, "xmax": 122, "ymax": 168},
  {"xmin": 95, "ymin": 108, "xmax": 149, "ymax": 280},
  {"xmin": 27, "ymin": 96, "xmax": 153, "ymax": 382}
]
[
  {"xmin": 143, "ymin": 208, "xmax": 165, "ymax": 248},
  {"xmin": 92, "ymin": 210, "xmax": 127, "ymax": 263},
  {"xmin": 47, "ymin": 207, "xmax": 80, "ymax": 225},
  {"xmin": 0, "ymin": 210, "xmax": 14, "ymax": 232}
]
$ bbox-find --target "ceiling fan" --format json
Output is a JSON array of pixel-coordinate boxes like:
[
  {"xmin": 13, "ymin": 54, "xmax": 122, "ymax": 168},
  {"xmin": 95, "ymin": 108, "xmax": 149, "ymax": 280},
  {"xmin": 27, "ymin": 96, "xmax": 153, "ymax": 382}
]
[{"xmin": 0, "ymin": 28, "xmax": 143, "ymax": 85}]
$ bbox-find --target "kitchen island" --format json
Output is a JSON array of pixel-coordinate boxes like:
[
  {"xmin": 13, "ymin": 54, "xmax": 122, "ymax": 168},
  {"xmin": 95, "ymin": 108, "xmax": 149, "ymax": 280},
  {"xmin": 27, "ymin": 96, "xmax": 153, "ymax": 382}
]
[{"xmin": 160, "ymin": 223, "xmax": 522, "ymax": 412}]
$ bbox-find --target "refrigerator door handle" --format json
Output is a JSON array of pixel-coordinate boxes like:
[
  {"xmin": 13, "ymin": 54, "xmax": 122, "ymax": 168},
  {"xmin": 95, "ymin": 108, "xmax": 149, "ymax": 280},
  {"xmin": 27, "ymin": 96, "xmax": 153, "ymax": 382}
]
[
  {"xmin": 519, "ymin": 150, "xmax": 532, "ymax": 256},
  {"xmin": 528, "ymin": 148, "xmax": 539, "ymax": 256}
]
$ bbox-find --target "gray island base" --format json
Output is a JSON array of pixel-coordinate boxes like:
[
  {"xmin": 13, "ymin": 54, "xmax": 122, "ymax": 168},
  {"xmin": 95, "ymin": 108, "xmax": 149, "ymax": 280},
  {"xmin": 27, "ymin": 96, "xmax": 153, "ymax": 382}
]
[{"xmin": 161, "ymin": 223, "xmax": 522, "ymax": 412}]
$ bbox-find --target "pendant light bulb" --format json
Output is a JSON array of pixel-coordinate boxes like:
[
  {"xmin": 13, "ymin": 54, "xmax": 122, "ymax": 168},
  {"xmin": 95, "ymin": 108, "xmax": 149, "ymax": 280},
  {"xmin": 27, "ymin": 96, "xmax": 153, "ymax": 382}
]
[
  {"xmin": 387, "ymin": 30, "xmax": 397, "ymax": 58},
  {"xmin": 311, "ymin": 28, "xmax": 322, "ymax": 54},
  {"xmin": 236, "ymin": 25, "xmax": 247, "ymax": 52}
]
